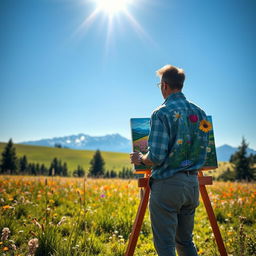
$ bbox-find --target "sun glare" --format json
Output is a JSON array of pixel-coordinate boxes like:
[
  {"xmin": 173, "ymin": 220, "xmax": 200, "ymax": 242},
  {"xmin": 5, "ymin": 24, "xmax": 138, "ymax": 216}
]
[
  {"xmin": 94, "ymin": 0, "xmax": 132, "ymax": 15},
  {"xmin": 75, "ymin": 0, "xmax": 153, "ymax": 53}
]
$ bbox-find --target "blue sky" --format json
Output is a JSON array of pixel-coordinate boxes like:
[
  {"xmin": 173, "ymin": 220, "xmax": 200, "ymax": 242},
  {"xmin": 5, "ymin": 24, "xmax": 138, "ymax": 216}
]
[{"xmin": 0, "ymin": 0, "xmax": 256, "ymax": 149}]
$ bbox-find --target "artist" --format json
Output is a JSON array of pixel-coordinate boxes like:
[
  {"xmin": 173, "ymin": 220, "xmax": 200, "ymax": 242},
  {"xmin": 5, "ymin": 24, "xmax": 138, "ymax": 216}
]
[{"xmin": 130, "ymin": 65, "xmax": 210, "ymax": 256}]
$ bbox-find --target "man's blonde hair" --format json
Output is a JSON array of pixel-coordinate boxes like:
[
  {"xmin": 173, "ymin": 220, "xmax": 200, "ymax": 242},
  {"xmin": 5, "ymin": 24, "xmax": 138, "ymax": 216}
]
[{"xmin": 156, "ymin": 64, "xmax": 185, "ymax": 90}]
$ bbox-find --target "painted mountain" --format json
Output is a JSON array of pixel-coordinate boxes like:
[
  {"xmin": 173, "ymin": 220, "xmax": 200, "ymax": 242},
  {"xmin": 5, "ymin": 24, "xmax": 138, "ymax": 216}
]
[{"xmin": 20, "ymin": 133, "xmax": 132, "ymax": 153}]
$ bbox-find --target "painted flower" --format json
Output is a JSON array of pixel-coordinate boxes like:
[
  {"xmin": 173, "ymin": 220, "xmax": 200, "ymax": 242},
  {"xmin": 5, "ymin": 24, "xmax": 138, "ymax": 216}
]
[
  {"xmin": 180, "ymin": 160, "xmax": 193, "ymax": 167},
  {"xmin": 177, "ymin": 139, "xmax": 183, "ymax": 145},
  {"xmin": 189, "ymin": 114, "xmax": 198, "ymax": 123},
  {"xmin": 173, "ymin": 111, "xmax": 181, "ymax": 121},
  {"xmin": 169, "ymin": 152, "xmax": 174, "ymax": 157},
  {"xmin": 199, "ymin": 120, "xmax": 212, "ymax": 133}
]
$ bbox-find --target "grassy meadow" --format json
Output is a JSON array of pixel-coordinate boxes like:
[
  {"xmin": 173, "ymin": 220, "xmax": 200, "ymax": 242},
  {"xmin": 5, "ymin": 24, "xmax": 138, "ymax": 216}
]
[
  {"xmin": 0, "ymin": 176, "xmax": 256, "ymax": 256},
  {"xmin": 0, "ymin": 143, "xmax": 131, "ymax": 174},
  {"xmin": 0, "ymin": 143, "xmax": 232, "ymax": 177}
]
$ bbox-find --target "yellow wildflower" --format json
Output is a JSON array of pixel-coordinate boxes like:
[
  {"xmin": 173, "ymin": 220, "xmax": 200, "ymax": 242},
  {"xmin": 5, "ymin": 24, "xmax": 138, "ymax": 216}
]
[{"xmin": 2, "ymin": 205, "xmax": 11, "ymax": 209}]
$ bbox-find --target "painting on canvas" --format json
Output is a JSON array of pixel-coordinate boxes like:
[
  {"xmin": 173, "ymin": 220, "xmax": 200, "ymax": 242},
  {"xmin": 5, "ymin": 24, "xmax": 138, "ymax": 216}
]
[
  {"xmin": 130, "ymin": 118, "xmax": 151, "ymax": 172},
  {"xmin": 130, "ymin": 116, "xmax": 218, "ymax": 172}
]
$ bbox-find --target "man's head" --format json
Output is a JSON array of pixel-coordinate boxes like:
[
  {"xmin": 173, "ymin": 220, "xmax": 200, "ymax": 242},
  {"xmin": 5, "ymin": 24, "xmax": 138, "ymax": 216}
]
[{"xmin": 156, "ymin": 65, "xmax": 185, "ymax": 99}]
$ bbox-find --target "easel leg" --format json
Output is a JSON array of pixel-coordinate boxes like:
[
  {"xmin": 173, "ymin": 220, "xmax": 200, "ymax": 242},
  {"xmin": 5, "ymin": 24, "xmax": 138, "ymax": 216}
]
[
  {"xmin": 125, "ymin": 178, "xmax": 150, "ymax": 256},
  {"xmin": 198, "ymin": 171, "xmax": 228, "ymax": 256}
]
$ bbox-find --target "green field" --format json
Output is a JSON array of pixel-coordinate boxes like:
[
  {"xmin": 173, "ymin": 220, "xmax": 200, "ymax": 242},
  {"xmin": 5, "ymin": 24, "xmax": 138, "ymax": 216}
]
[
  {"xmin": 0, "ymin": 143, "xmax": 131, "ymax": 174},
  {"xmin": 0, "ymin": 142, "xmax": 233, "ymax": 177}
]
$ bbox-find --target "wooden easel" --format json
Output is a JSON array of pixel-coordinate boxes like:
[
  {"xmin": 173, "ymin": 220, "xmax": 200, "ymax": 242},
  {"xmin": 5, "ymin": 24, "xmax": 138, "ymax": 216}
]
[{"xmin": 125, "ymin": 170, "xmax": 228, "ymax": 256}]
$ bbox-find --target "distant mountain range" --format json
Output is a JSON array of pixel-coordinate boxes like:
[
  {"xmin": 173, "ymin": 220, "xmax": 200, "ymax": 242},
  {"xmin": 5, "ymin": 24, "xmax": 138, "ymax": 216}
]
[
  {"xmin": 20, "ymin": 134, "xmax": 256, "ymax": 161},
  {"xmin": 216, "ymin": 144, "xmax": 256, "ymax": 161},
  {"xmin": 20, "ymin": 133, "xmax": 132, "ymax": 153}
]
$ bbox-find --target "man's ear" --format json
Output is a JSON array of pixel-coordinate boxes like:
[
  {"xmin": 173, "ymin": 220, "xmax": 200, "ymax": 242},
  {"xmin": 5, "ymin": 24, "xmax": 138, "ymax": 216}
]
[{"xmin": 163, "ymin": 82, "xmax": 169, "ymax": 91}]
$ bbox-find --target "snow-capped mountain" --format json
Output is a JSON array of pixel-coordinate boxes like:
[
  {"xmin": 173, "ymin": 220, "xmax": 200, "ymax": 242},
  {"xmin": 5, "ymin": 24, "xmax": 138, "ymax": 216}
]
[
  {"xmin": 20, "ymin": 133, "xmax": 132, "ymax": 153},
  {"xmin": 19, "ymin": 134, "xmax": 256, "ymax": 160}
]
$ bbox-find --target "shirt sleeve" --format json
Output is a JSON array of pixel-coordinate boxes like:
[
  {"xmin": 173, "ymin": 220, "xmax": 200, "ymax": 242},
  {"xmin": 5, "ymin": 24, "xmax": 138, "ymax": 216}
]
[{"xmin": 147, "ymin": 110, "xmax": 170, "ymax": 166}]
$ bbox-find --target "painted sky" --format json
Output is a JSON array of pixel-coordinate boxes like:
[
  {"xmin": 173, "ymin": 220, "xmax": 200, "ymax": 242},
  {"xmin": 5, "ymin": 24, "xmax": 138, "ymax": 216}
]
[{"xmin": 0, "ymin": 0, "xmax": 256, "ymax": 149}]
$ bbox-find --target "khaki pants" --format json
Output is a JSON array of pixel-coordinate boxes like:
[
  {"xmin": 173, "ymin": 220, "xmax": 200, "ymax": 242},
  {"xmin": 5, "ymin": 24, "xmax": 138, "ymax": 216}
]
[{"xmin": 149, "ymin": 172, "xmax": 199, "ymax": 256}]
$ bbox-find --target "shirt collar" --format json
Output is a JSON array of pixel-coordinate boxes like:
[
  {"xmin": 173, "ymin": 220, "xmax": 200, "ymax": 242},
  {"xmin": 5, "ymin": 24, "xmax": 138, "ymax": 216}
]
[{"xmin": 163, "ymin": 91, "xmax": 186, "ymax": 104}]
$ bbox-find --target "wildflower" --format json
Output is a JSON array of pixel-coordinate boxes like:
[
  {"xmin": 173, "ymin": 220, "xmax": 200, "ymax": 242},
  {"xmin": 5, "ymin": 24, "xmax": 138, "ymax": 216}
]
[
  {"xmin": 2, "ymin": 247, "xmax": 9, "ymax": 251},
  {"xmin": 2, "ymin": 205, "xmax": 11, "ymax": 210},
  {"xmin": 198, "ymin": 248, "xmax": 204, "ymax": 254},
  {"xmin": 100, "ymin": 194, "xmax": 106, "ymax": 198},
  {"xmin": 28, "ymin": 238, "xmax": 39, "ymax": 256},
  {"xmin": 57, "ymin": 216, "xmax": 67, "ymax": 226},
  {"xmin": 199, "ymin": 120, "xmax": 212, "ymax": 133},
  {"xmin": 1, "ymin": 227, "xmax": 10, "ymax": 241}
]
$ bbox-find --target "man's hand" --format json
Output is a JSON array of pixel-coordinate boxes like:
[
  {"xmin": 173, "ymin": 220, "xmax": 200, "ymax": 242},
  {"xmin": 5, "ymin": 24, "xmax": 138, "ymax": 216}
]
[
  {"xmin": 130, "ymin": 152, "xmax": 155, "ymax": 166},
  {"xmin": 130, "ymin": 152, "xmax": 143, "ymax": 165}
]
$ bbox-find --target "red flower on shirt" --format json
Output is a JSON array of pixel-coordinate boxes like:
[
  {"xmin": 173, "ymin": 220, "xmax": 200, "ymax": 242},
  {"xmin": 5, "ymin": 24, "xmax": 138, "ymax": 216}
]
[{"xmin": 189, "ymin": 114, "xmax": 198, "ymax": 123}]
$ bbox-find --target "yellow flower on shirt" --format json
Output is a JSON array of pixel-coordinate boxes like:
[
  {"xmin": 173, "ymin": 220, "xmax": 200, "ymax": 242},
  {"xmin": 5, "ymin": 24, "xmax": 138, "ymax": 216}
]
[{"xmin": 199, "ymin": 120, "xmax": 212, "ymax": 133}]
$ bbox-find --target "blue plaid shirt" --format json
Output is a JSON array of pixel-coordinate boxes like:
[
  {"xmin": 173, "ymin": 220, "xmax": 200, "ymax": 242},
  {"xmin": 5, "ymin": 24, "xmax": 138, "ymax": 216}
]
[{"xmin": 147, "ymin": 92, "xmax": 209, "ymax": 179}]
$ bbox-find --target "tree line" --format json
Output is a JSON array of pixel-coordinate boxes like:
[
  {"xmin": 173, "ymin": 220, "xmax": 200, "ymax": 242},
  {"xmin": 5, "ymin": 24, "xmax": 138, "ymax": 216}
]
[
  {"xmin": 0, "ymin": 139, "xmax": 134, "ymax": 179},
  {"xmin": 217, "ymin": 138, "xmax": 256, "ymax": 181},
  {"xmin": 3, "ymin": 138, "xmax": 254, "ymax": 181}
]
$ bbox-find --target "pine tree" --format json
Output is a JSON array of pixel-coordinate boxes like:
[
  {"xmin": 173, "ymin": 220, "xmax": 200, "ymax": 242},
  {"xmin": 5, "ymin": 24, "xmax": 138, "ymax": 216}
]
[
  {"xmin": 73, "ymin": 165, "xmax": 85, "ymax": 177},
  {"xmin": 63, "ymin": 162, "xmax": 68, "ymax": 176},
  {"xmin": 19, "ymin": 155, "xmax": 28, "ymax": 173},
  {"xmin": 40, "ymin": 164, "xmax": 48, "ymax": 175},
  {"xmin": 1, "ymin": 139, "xmax": 18, "ymax": 174},
  {"xmin": 89, "ymin": 150, "xmax": 105, "ymax": 177},
  {"xmin": 110, "ymin": 170, "xmax": 117, "ymax": 178},
  {"xmin": 31, "ymin": 163, "xmax": 36, "ymax": 175},
  {"xmin": 230, "ymin": 137, "xmax": 254, "ymax": 181}
]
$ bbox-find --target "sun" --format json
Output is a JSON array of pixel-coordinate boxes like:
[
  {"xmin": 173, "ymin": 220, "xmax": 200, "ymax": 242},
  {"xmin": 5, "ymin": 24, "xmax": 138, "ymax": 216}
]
[
  {"xmin": 94, "ymin": 0, "xmax": 132, "ymax": 15},
  {"xmin": 75, "ymin": 0, "xmax": 152, "ymax": 52}
]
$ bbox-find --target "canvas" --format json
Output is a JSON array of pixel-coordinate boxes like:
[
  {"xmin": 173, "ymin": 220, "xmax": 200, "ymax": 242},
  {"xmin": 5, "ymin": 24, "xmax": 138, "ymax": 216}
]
[
  {"xmin": 130, "ymin": 118, "xmax": 151, "ymax": 172},
  {"xmin": 130, "ymin": 116, "xmax": 218, "ymax": 173}
]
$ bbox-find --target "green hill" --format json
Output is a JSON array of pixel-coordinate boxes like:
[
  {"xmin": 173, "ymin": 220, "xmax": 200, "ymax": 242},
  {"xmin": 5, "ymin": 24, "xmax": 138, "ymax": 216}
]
[
  {"xmin": 0, "ymin": 142, "xmax": 131, "ymax": 174},
  {"xmin": 0, "ymin": 142, "xmax": 233, "ymax": 178}
]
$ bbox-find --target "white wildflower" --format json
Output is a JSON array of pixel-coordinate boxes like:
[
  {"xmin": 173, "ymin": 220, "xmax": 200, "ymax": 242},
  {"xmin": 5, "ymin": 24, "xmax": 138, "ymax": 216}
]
[
  {"xmin": 57, "ymin": 216, "xmax": 67, "ymax": 226},
  {"xmin": 1, "ymin": 227, "xmax": 10, "ymax": 241},
  {"xmin": 28, "ymin": 238, "xmax": 39, "ymax": 256}
]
